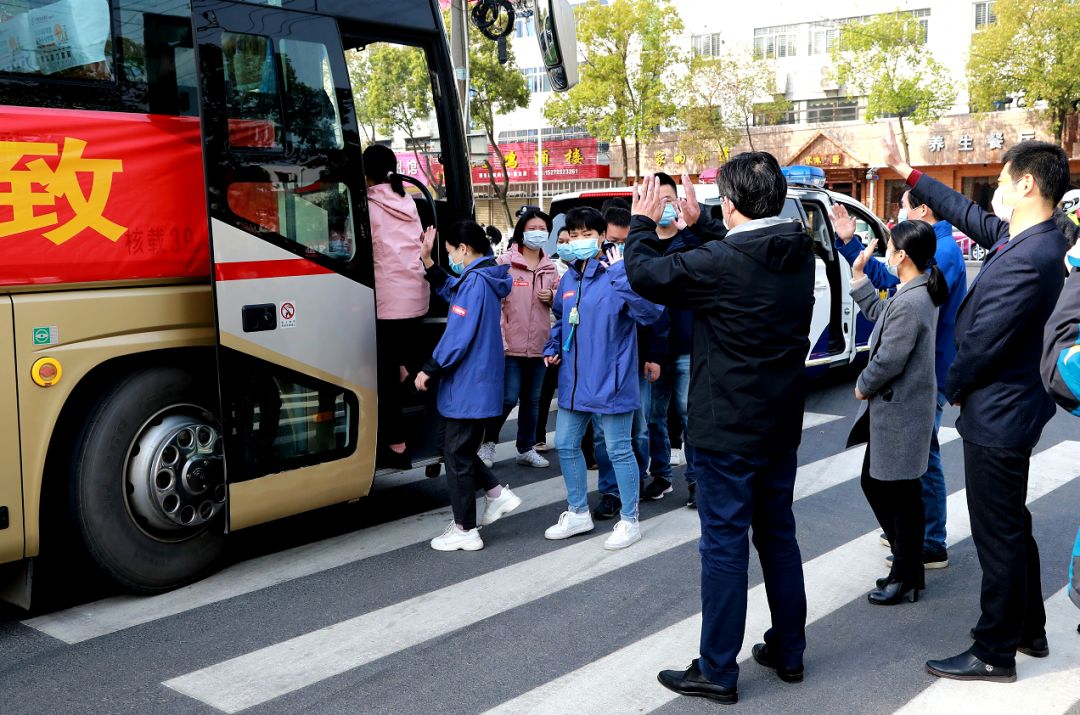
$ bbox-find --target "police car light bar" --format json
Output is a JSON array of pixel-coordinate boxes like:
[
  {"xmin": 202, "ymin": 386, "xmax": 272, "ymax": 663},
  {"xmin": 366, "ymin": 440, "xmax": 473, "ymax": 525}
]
[{"xmin": 782, "ymin": 165, "xmax": 827, "ymax": 188}]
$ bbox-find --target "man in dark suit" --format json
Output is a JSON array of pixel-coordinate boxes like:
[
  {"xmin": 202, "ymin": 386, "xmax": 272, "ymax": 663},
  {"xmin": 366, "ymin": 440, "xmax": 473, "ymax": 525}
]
[{"xmin": 882, "ymin": 125, "xmax": 1070, "ymax": 682}]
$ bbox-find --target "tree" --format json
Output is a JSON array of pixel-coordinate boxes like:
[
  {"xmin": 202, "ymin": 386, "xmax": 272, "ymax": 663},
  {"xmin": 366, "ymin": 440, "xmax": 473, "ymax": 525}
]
[
  {"xmin": 344, "ymin": 51, "xmax": 377, "ymax": 143},
  {"xmin": 543, "ymin": 0, "xmax": 683, "ymax": 180},
  {"xmin": 830, "ymin": 11, "xmax": 956, "ymax": 164},
  {"xmin": 678, "ymin": 50, "xmax": 790, "ymax": 160},
  {"xmin": 468, "ymin": 32, "xmax": 530, "ymax": 226},
  {"xmin": 348, "ymin": 44, "xmax": 444, "ymax": 198},
  {"xmin": 967, "ymin": 0, "xmax": 1080, "ymax": 144}
]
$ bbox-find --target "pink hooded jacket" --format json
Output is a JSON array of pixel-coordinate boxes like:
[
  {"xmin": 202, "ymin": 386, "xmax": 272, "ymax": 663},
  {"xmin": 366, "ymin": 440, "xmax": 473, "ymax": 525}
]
[
  {"xmin": 497, "ymin": 244, "xmax": 558, "ymax": 357},
  {"xmin": 367, "ymin": 183, "xmax": 429, "ymax": 320}
]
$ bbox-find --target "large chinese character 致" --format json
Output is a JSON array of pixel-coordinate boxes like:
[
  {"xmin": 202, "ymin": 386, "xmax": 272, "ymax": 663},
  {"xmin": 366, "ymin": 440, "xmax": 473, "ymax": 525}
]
[
  {"xmin": 928, "ymin": 135, "xmax": 945, "ymax": 152},
  {"xmin": 0, "ymin": 137, "xmax": 125, "ymax": 244},
  {"xmin": 504, "ymin": 150, "xmax": 519, "ymax": 170},
  {"xmin": 987, "ymin": 131, "xmax": 1005, "ymax": 150},
  {"xmin": 958, "ymin": 134, "xmax": 974, "ymax": 151}
]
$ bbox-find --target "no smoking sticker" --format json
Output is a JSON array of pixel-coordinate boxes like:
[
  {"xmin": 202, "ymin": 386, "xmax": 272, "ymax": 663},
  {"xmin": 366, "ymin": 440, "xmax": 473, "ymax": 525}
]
[{"xmin": 279, "ymin": 301, "xmax": 297, "ymax": 329}]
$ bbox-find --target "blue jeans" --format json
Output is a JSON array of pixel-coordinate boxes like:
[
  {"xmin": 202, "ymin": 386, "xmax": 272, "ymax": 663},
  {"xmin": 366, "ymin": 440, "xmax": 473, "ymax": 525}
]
[
  {"xmin": 695, "ymin": 446, "xmax": 806, "ymax": 688},
  {"xmin": 921, "ymin": 390, "xmax": 948, "ymax": 551},
  {"xmin": 648, "ymin": 354, "xmax": 696, "ymax": 485},
  {"xmin": 485, "ymin": 356, "xmax": 546, "ymax": 453},
  {"xmin": 596, "ymin": 375, "xmax": 650, "ymax": 496},
  {"xmin": 557, "ymin": 408, "xmax": 639, "ymax": 522}
]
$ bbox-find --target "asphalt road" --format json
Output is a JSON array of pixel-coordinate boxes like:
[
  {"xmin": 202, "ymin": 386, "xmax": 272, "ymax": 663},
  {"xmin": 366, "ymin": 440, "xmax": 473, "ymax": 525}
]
[{"xmin": 1, "ymin": 368, "xmax": 1079, "ymax": 714}]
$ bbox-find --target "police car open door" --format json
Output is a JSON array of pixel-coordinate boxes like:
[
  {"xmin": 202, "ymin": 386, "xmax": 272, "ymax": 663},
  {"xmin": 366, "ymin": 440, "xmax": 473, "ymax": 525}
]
[{"xmin": 193, "ymin": 0, "xmax": 377, "ymax": 530}]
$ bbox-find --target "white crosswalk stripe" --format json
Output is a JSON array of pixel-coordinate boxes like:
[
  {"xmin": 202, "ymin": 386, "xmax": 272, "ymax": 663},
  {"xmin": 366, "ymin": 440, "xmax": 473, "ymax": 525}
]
[
  {"xmin": 483, "ymin": 441, "xmax": 1080, "ymax": 715},
  {"xmin": 158, "ymin": 425, "xmax": 952, "ymax": 712},
  {"xmin": 24, "ymin": 414, "xmax": 847, "ymax": 644}
]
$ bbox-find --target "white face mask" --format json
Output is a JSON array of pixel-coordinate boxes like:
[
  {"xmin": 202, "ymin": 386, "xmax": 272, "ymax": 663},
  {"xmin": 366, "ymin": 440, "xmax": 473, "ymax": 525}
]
[
  {"xmin": 884, "ymin": 249, "xmax": 903, "ymax": 277},
  {"xmin": 897, "ymin": 208, "xmax": 909, "ymax": 223},
  {"xmin": 991, "ymin": 186, "xmax": 1013, "ymax": 222}
]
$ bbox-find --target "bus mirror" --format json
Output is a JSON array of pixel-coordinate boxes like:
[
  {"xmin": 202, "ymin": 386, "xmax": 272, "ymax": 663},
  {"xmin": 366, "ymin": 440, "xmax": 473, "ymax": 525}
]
[{"xmin": 532, "ymin": 0, "xmax": 578, "ymax": 92}]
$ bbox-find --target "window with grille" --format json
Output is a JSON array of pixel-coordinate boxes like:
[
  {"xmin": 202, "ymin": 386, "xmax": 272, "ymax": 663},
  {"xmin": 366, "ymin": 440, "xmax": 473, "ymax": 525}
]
[
  {"xmin": 691, "ymin": 33, "xmax": 723, "ymax": 58},
  {"xmin": 753, "ymin": 25, "xmax": 797, "ymax": 60},
  {"xmin": 974, "ymin": 1, "xmax": 996, "ymax": 29}
]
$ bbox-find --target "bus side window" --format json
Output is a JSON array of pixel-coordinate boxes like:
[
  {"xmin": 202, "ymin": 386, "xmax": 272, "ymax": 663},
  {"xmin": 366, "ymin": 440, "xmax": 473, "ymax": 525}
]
[{"xmin": 221, "ymin": 32, "xmax": 284, "ymax": 150}]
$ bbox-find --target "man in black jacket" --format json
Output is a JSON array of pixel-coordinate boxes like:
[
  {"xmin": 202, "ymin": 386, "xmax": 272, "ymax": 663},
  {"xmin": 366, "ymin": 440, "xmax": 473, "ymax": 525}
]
[
  {"xmin": 881, "ymin": 124, "xmax": 1069, "ymax": 682},
  {"xmin": 625, "ymin": 153, "xmax": 815, "ymax": 704}
]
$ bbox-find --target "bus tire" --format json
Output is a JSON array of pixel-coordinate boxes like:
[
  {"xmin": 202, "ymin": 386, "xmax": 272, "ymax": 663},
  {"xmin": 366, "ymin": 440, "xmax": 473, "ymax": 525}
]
[{"xmin": 68, "ymin": 366, "xmax": 226, "ymax": 593}]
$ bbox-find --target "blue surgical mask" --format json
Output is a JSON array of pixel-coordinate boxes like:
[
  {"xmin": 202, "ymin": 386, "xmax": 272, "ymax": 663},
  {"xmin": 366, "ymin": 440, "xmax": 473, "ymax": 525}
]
[
  {"xmin": 563, "ymin": 238, "xmax": 599, "ymax": 262},
  {"xmin": 522, "ymin": 230, "xmax": 547, "ymax": 250},
  {"xmin": 884, "ymin": 250, "xmax": 899, "ymax": 277},
  {"xmin": 658, "ymin": 203, "xmax": 677, "ymax": 227},
  {"xmin": 896, "ymin": 209, "xmax": 908, "ymax": 223},
  {"xmin": 449, "ymin": 247, "xmax": 466, "ymax": 275}
]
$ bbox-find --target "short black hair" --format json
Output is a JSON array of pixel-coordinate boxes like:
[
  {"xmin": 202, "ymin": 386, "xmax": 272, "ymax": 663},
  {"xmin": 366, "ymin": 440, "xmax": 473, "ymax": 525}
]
[
  {"xmin": 600, "ymin": 197, "xmax": 630, "ymax": 213},
  {"xmin": 655, "ymin": 172, "xmax": 678, "ymax": 192},
  {"xmin": 604, "ymin": 207, "xmax": 631, "ymax": 229},
  {"xmin": 1003, "ymin": 140, "xmax": 1071, "ymax": 204},
  {"xmin": 905, "ymin": 187, "xmax": 936, "ymax": 220},
  {"xmin": 444, "ymin": 220, "xmax": 493, "ymax": 255},
  {"xmin": 716, "ymin": 152, "xmax": 787, "ymax": 219},
  {"xmin": 511, "ymin": 208, "xmax": 552, "ymax": 245},
  {"xmin": 564, "ymin": 206, "xmax": 607, "ymax": 234}
]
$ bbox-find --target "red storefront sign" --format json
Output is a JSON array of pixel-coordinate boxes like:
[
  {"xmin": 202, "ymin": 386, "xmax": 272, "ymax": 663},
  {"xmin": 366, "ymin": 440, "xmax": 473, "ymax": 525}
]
[
  {"xmin": 394, "ymin": 151, "xmax": 445, "ymax": 186},
  {"xmin": 0, "ymin": 105, "xmax": 210, "ymax": 285},
  {"xmin": 472, "ymin": 137, "xmax": 609, "ymax": 183}
]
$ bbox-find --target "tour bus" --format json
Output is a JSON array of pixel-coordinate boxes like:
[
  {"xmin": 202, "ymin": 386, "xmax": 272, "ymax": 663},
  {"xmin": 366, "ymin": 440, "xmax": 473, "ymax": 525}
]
[
  {"xmin": 549, "ymin": 166, "xmax": 889, "ymax": 375},
  {"xmin": 0, "ymin": 0, "xmax": 576, "ymax": 604}
]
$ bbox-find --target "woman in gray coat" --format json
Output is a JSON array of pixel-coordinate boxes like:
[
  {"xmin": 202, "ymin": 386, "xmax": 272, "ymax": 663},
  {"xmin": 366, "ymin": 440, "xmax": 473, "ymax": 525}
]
[{"xmin": 846, "ymin": 221, "xmax": 948, "ymax": 605}]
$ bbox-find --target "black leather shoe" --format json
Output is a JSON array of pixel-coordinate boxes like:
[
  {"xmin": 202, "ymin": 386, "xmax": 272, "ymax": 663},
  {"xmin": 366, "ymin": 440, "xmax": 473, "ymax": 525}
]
[
  {"xmin": 686, "ymin": 483, "xmax": 697, "ymax": 509},
  {"xmin": 592, "ymin": 493, "xmax": 620, "ymax": 521},
  {"xmin": 926, "ymin": 650, "xmax": 1016, "ymax": 683},
  {"xmin": 657, "ymin": 659, "xmax": 737, "ymax": 704},
  {"xmin": 968, "ymin": 628, "xmax": 1049, "ymax": 658},
  {"xmin": 868, "ymin": 579, "xmax": 921, "ymax": 605},
  {"xmin": 751, "ymin": 643, "xmax": 804, "ymax": 683},
  {"xmin": 643, "ymin": 476, "xmax": 673, "ymax": 500}
]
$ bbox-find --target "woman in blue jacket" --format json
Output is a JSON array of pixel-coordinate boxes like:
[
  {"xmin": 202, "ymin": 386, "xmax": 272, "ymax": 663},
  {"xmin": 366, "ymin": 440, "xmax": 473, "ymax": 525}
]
[
  {"xmin": 544, "ymin": 207, "xmax": 663, "ymax": 549},
  {"xmin": 415, "ymin": 221, "xmax": 521, "ymax": 552}
]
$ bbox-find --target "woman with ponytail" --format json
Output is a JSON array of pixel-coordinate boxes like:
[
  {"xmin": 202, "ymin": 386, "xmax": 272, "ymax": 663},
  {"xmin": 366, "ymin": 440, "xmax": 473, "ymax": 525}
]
[
  {"xmin": 364, "ymin": 143, "xmax": 430, "ymax": 468},
  {"xmin": 845, "ymin": 220, "xmax": 945, "ymax": 606}
]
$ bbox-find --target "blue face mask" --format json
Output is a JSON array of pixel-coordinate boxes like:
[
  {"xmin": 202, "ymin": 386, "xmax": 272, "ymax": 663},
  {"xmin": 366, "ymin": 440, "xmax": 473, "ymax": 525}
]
[
  {"xmin": 884, "ymin": 250, "xmax": 899, "ymax": 277},
  {"xmin": 562, "ymin": 238, "xmax": 599, "ymax": 262},
  {"xmin": 449, "ymin": 247, "xmax": 466, "ymax": 275},
  {"xmin": 522, "ymin": 230, "xmax": 548, "ymax": 250},
  {"xmin": 658, "ymin": 203, "xmax": 677, "ymax": 227}
]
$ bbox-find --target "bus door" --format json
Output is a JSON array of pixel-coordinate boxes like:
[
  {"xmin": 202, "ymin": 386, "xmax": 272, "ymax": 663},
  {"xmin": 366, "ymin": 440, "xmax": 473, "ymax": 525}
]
[{"xmin": 193, "ymin": 1, "xmax": 376, "ymax": 530}]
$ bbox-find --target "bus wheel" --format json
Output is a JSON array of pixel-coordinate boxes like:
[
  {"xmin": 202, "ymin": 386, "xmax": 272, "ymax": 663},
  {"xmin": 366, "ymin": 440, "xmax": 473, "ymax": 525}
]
[{"xmin": 69, "ymin": 366, "xmax": 226, "ymax": 593}]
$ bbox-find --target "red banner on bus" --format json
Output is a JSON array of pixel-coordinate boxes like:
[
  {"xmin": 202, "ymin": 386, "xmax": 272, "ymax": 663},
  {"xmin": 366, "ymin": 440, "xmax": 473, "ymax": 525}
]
[
  {"xmin": 471, "ymin": 137, "xmax": 609, "ymax": 184},
  {"xmin": 0, "ymin": 105, "xmax": 210, "ymax": 286}
]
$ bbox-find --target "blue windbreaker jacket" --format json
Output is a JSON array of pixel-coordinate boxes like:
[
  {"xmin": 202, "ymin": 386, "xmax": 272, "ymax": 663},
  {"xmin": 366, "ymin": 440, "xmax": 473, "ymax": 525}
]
[
  {"xmin": 422, "ymin": 258, "xmax": 513, "ymax": 419},
  {"xmin": 544, "ymin": 258, "xmax": 663, "ymax": 414},
  {"xmin": 837, "ymin": 220, "xmax": 967, "ymax": 389}
]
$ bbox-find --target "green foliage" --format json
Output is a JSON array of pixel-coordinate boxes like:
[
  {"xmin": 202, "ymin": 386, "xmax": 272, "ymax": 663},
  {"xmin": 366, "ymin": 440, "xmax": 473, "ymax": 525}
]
[
  {"xmin": 967, "ymin": 0, "xmax": 1080, "ymax": 141},
  {"xmin": 830, "ymin": 11, "xmax": 956, "ymax": 161},
  {"xmin": 678, "ymin": 51, "xmax": 790, "ymax": 158},
  {"xmin": 543, "ymin": 0, "xmax": 684, "ymax": 177}
]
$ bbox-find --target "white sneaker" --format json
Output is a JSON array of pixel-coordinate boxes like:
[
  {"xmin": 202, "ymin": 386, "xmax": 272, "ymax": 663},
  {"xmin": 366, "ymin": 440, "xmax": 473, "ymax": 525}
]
[
  {"xmin": 516, "ymin": 449, "xmax": 550, "ymax": 468},
  {"xmin": 430, "ymin": 523, "xmax": 484, "ymax": 551},
  {"xmin": 670, "ymin": 448, "xmax": 685, "ymax": 467},
  {"xmin": 544, "ymin": 511, "xmax": 594, "ymax": 540},
  {"xmin": 478, "ymin": 441, "xmax": 497, "ymax": 468},
  {"xmin": 604, "ymin": 520, "xmax": 642, "ymax": 550},
  {"xmin": 480, "ymin": 486, "xmax": 523, "ymax": 526}
]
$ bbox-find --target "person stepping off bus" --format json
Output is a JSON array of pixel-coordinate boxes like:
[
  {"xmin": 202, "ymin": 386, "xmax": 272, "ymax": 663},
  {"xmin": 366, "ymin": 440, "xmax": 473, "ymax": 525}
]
[
  {"xmin": 416, "ymin": 221, "xmax": 522, "ymax": 551},
  {"xmin": 543, "ymin": 207, "xmax": 663, "ymax": 550}
]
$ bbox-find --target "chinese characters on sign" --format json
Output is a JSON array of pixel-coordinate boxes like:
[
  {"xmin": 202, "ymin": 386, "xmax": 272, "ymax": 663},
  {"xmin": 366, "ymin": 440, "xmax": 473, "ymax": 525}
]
[
  {"xmin": 927, "ymin": 131, "xmax": 1022, "ymax": 153},
  {"xmin": 805, "ymin": 153, "xmax": 844, "ymax": 167},
  {"xmin": 471, "ymin": 138, "xmax": 609, "ymax": 183}
]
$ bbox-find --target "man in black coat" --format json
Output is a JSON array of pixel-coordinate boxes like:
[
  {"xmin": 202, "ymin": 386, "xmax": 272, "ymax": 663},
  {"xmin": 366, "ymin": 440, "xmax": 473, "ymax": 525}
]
[
  {"xmin": 882, "ymin": 124, "xmax": 1070, "ymax": 682},
  {"xmin": 625, "ymin": 153, "xmax": 816, "ymax": 704}
]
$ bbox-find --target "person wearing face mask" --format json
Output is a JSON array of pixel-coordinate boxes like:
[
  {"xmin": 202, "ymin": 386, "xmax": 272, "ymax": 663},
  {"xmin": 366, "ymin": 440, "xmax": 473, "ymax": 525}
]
[
  {"xmin": 882, "ymin": 124, "xmax": 1070, "ymax": 682},
  {"xmin": 833, "ymin": 191, "xmax": 966, "ymax": 573},
  {"xmin": 475, "ymin": 209, "xmax": 558, "ymax": 469},
  {"xmin": 415, "ymin": 221, "xmax": 520, "ymax": 552},
  {"xmin": 845, "ymin": 221, "xmax": 949, "ymax": 606},
  {"xmin": 543, "ymin": 207, "xmax": 663, "ymax": 550},
  {"xmin": 534, "ymin": 226, "xmax": 573, "ymax": 454}
]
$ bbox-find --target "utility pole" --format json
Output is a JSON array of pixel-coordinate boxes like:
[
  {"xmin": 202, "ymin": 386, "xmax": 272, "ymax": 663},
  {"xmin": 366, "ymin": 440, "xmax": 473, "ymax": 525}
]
[
  {"xmin": 450, "ymin": 0, "xmax": 470, "ymax": 133},
  {"xmin": 537, "ymin": 127, "xmax": 544, "ymax": 212}
]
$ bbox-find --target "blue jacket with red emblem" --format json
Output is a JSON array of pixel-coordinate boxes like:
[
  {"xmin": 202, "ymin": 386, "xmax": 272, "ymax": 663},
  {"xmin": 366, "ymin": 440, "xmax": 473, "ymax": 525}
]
[
  {"xmin": 423, "ymin": 258, "xmax": 513, "ymax": 419},
  {"xmin": 544, "ymin": 258, "xmax": 663, "ymax": 414}
]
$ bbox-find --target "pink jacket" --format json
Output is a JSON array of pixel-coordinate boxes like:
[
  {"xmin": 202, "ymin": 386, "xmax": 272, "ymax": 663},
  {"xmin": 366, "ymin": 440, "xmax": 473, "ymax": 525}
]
[
  {"xmin": 368, "ymin": 184, "xmax": 429, "ymax": 320},
  {"xmin": 497, "ymin": 245, "xmax": 558, "ymax": 357}
]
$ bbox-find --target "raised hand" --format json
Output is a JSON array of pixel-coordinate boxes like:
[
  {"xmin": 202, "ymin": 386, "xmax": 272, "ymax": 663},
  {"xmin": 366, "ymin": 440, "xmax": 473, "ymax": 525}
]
[
  {"xmin": 600, "ymin": 244, "xmax": 623, "ymax": 268},
  {"xmin": 679, "ymin": 173, "xmax": 701, "ymax": 226},
  {"xmin": 632, "ymin": 175, "xmax": 665, "ymax": 223},
  {"xmin": 830, "ymin": 203, "xmax": 857, "ymax": 244},
  {"xmin": 881, "ymin": 123, "xmax": 913, "ymax": 179},
  {"xmin": 852, "ymin": 237, "xmax": 878, "ymax": 280},
  {"xmin": 420, "ymin": 226, "xmax": 437, "ymax": 268}
]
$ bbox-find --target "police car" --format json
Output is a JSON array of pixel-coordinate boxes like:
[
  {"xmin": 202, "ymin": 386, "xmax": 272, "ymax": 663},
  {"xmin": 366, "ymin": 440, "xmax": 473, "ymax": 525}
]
[{"xmin": 548, "ymin": 165, "xmax": 887, "ymax": 375}]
